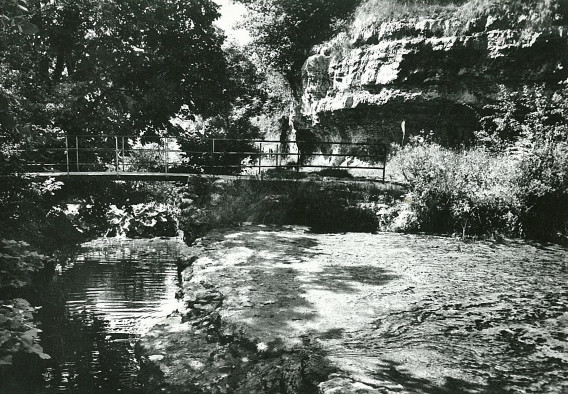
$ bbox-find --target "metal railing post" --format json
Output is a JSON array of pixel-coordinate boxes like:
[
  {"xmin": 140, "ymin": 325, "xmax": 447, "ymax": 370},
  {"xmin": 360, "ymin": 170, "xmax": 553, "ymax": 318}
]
[
  {"xmin": 65, "ymin": 135, "xmax": 70, "ymax": 175},
  {"xmin": 276, "ymin": 143, "xmax": 280, "ymax": 168},
  {"xmin": 211, "ymin": 139, "xmax": 215, "ymax": 173},
  {"xmin": 122, "ymin": 136, "xmax": 125, "ymax": 171},
  {"xmin": 381, "ymin": 144, "xmax": 386, "ymax": 182},
  {"xmin": 75, "ymin": 136, "xmax": 79, "ymax": 171},
  {"xmin": 258, "ymin": 143, "xmax": 262, "ymax": 175},
  {"xmin": 164, "ymin": 137, "xmax": 168, "ymax": 175},
  {"xmin": 115, "ymin": 136, "xmax": 119, "ymax": 172}
]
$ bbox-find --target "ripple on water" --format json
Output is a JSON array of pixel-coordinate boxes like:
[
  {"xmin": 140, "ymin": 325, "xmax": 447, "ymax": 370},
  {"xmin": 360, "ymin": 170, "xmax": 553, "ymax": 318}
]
[
  {"xmin": 35, "ymin": 237, "xmax": 191, "ymax": 393},
  {"xmin": 331, "ymin": 234, "xmax": 568, "ymax": 393}
]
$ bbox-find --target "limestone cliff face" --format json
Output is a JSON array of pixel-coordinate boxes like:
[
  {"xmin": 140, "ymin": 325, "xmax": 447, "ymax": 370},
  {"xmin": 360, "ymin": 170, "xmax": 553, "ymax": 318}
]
[{"xmin": 299, "ymin": 7, "xmax": 568, "ymax": 145}]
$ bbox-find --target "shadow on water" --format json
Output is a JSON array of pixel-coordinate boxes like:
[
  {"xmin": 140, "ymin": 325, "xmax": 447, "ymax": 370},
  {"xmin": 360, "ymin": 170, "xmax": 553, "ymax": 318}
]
[
  {"xmin": 307, "ymin": 264, "xmax": 400, "ymax": 293},
  {"xmin": 373, "ymin": 360, "xmax": 490, "ymax": 394},
  {"xmin": 1, "ymin": 238, "xmax": 188, "ymax": 394},
  {"xmin": 195, "ymin": 227, "xmax": 401, "ymax": 347}
]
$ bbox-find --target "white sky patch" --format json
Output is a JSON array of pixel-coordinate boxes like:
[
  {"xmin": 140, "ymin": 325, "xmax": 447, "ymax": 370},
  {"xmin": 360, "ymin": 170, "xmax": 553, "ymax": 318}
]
[{"xmin": 214, "ymin": 0, "xmax": 251, "ymax": 46}]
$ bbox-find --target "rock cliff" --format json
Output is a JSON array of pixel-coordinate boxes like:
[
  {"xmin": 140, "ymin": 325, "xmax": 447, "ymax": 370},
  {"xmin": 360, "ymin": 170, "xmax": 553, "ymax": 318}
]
[{"xmin": 298, "ymin": 2, "xmax": 568, "ymax": 145}]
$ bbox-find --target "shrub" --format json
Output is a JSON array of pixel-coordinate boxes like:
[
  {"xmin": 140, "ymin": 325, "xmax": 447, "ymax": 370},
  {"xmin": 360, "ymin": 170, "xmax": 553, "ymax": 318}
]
[
  {"xmin": 316, "ymin": 168, "xmax": 354, "ymax": 179},
  {"xmin": 0, "ymin": 298, "xmax": 50, "ymax": 367},
  {"xmin": 388, "ymin": 134, "xmax": 568, "ymax": 242},
  {"xmin": 477, "ymin": 84, "xmax": 568, "ymax": 242},
  {"xmin": 264, "ymin": 167, "xmax": 307, "ymax": 180},
  {"xmin": 515, "ymin": 139, "xmax": 568, "ymax": 241},
  {"xmin": 0, "ymin": 243, "xmax": 51, "ymax": 368},
  {"xmin": 0, "ymin": 240, "xmax": 49, "ymax": 290},
  {"xmin": 388, "ymin": 141, "xmax": 520, "ymax": 236}
]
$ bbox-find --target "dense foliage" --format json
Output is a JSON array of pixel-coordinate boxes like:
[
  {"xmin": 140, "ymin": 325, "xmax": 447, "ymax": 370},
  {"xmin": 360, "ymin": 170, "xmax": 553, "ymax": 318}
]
[
  {"xmin": 387, "ymin": 86, "xmax": 568, "ymax": 242},
  {"xmin": 105, "ymin": 202, "xmax": 178, "ymax": 238},
  {"xmin": 1, "ymin": 0, "xmax": 228, "ymax": 141},
  {"xmin": 236, "ymin": 0, "xmax": 359, "ymax": 96},
  {"xmin": 0, "ymin": 298, "xmax": 50, "ymax": 367},
  {"xmin": 0, "ymin": 239, "xmax": 51, "ymax": 367},
  {"xmin": 0, "ymin": 240, "xmax": 48, "ymax": 290},
  {"xmin": 174, "ymin": 45, "xmax": 293, "ymax": 174}
]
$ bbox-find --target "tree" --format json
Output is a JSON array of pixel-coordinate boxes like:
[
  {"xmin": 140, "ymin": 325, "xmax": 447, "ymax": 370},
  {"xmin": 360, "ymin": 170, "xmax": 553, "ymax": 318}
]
[
  {"xmin": 0, "ymin": 0, "xmax": 231, "ymax": 231},
  {"xmin": 0, "ymin": 0, "xmax": 229, "ymax": 142},
  {"xmin": 175, "ymin": 44, "xmax": 268, "ymax": 174},
  {"xmin": 236, "ymin": 0, "xmax": 359, "ymax": 98}
]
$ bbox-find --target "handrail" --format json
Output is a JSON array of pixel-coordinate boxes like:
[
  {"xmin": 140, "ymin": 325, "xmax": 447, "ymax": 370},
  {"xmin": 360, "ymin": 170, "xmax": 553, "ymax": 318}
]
[
  {"xmin": 34, "ymin": 135, "xmax": 385, "ymax": 147},
  {"xmin": 16, "ymin": 135, "xmax": 388, "ymax": 181}
]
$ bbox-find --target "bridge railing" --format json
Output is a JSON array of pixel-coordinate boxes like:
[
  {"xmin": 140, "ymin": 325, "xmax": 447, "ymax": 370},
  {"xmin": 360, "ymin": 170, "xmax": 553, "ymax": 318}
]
[{"xmin": 18, "ymin": 135, "xmax": 388, "ymax": 180}]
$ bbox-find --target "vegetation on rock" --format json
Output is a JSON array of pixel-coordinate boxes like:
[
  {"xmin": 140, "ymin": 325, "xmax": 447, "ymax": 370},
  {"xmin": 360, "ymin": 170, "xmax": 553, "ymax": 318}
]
[{"xmin": 352, "ymin": 0, "xmax": 568, "ymax": 32}]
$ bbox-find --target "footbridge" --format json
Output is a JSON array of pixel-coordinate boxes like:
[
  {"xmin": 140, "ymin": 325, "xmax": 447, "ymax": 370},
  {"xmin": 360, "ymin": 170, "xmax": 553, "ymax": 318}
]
[{"xmin": 14, "ymin": 135, "xmax": 388, "ymax": 182}]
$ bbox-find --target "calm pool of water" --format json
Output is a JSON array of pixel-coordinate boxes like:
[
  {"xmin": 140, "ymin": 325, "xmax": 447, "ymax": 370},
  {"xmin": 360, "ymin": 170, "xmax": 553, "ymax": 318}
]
[{"xmin": 30, "ymin": 237, "xmax": 190, "ymax": 393}]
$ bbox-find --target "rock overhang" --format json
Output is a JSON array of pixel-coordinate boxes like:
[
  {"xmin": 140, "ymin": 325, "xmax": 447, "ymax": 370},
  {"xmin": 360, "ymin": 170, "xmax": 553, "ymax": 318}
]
[{"xmin": 299, "ymin": 13, "xmax": 568, "ymax": 146}]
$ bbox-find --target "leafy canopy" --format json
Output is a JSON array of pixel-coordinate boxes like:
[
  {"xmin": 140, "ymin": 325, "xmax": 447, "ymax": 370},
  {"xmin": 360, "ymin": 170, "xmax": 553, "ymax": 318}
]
[
  {"xmin": 236, "ymin": 0, "xmax": 359, "ymax": 96},
  {"xmin": 0, "ymin": 0, "xmax": 229, "ymax": 139}
]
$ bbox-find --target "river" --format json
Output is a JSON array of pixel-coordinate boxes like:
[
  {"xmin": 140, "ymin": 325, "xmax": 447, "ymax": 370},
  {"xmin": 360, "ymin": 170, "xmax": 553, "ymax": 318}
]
[
  {"xmin": 140, "ymin": 226, "xmax": 568, "ymax": 393},
  {"xmin": 15, "ymin": 237, "xmax": 193, "ymax": 393},
  {"xmin": 5, "ymin": 229, "xmax": 568, "ymax": 393}
]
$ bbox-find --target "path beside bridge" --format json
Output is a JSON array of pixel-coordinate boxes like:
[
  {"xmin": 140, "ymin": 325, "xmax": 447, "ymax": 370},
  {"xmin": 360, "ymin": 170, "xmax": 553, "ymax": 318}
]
[{"xmin": 140, "ymin": 225, "xmax": 568, "ymax": 393}]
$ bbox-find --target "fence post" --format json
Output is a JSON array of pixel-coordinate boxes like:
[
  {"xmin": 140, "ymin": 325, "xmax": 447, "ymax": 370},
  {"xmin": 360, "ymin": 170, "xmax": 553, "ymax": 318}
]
[
  {"xmin": 211, "ymin": 139, "xmax": 215, "ymax": 173},
  {"xmin": 276, "ymin": 143, "xmax": 280, "ymax": 168},
  {"xmin": 381, "ymin": 143, "xmax": 386, "ymax": 182},
  {"xmin": 65, "ymin": 135, "xmax": 70, "ymax": 175},
  {"xmin": 75, "ymin": 136, "xmax": 79, "ymax": 171}
]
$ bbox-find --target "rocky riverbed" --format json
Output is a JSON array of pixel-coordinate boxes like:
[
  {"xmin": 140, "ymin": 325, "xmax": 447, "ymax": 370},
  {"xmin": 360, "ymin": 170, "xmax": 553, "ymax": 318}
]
[{"xmin": 139, "ymin": 225, "xmax": 568, "ymax": 393}]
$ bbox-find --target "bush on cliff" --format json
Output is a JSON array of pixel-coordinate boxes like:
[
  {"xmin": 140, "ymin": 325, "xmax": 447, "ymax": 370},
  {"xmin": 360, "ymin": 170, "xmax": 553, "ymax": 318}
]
[
  {"xmin": 353, "ymin": 0, "xmax": 567, "ymax": 33},
  {"xmin": 387, "ymin": 83, "xmax": 568, "ymax": 242},
  {"xmin": 514, "ymin": 138, "xmax": 568, "ymax": 241}
]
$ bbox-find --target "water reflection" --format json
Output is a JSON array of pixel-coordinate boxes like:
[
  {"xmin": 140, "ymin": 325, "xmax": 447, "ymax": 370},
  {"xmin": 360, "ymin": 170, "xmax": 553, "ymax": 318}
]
[{"xmin": 35, "ymin": 237, "xmax": 190, "ymax": 393}]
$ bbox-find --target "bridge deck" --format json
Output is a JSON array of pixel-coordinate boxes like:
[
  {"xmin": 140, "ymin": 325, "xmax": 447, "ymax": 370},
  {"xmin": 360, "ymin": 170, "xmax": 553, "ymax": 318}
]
[
  {"xmin": 26, "ymin": 171, "xmax": 391, "ymax": 185},
  {"xmin": 28, "ymin": 171, "xmax": 236, "ymax": 181}
]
